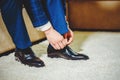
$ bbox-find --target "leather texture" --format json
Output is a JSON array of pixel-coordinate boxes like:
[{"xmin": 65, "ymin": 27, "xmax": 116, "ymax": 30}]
[
  {"xmin": 47, "ymin": 45, "xmax": 89, "ymax": 60},
  {"xmin": 15, "ymin": 48, "xmax": 45, "ymax": 67}
]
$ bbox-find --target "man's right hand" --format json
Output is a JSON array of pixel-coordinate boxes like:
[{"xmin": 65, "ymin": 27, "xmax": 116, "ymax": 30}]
[{"xmin": 44, "ymin": 27, "xmax": 67, "ymax": 50}]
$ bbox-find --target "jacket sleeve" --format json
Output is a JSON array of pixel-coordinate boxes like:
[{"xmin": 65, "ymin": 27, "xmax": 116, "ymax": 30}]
[{"xmin": 45, "ymin": 0, "xmax": 69, "ymax": 35}]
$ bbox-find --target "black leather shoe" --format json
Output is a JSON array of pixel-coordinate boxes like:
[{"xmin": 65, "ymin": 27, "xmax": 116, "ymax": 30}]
[
  {"xmin": 15, "ymin": 48, "xmax": 45, "ymax": 67},
  {"xmin": 47, "ymin": 45, "xmax": 89, "ymax": 60}
]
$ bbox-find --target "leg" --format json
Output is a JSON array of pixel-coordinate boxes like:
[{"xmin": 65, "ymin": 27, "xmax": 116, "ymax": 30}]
[
  {"xmin": 0, "ymin": 0, "xmax": 45, "ymax": 67},
  {"xmin": 1, "ymin": 0, "xmax": 31, "ymax": 49},
  {"xmin": 23, "ymin": 0, "xmax": 49, "ymax": 27}
]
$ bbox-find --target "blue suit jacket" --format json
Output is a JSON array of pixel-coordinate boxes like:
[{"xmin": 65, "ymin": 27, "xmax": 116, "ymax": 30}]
[
  {"xmin": 23, "ymin": 0, "xmax": 68, "ymax": 34},
  {"xmin": 0, "ymin": 0, "xmax": 68, "ymax": 49}
]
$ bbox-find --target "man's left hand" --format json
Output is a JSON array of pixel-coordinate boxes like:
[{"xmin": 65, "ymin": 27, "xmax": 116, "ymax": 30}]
[{"xmin": 63, "ymin": 29, "xmax": 74, "ymax": 45}]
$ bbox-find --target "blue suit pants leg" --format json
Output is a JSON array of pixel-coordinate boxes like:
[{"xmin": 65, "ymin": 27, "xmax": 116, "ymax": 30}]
[
  {"xmin": 23, "ymin": 0, "xmax": 49, "ymax": 27},
  {"xmin": 0, "ymin": 0, "xmax": 32, "ymax": 49}
]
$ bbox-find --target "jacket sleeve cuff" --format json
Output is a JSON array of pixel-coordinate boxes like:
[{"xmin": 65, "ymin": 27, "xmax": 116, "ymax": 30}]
[{"xmin": 36, "ymin": 21, "xmax": 52, "ymax": 31}]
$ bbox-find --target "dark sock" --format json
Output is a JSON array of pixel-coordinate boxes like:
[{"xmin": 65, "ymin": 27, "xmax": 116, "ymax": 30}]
[{"xmin": 16, "ymin": 47, "xmax": 34, "ymax": 54}]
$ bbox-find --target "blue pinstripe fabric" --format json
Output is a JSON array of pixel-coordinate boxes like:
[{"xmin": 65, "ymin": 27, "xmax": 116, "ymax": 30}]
[
  {"xmin": 24, "ymin": 0, "xmax": 69, "ymax": 34},
  {"xmin": 0, "ymin": 0, "xmax": 32, "ymax": 49},
  {"xmin": 45, "ymin": 0, "xmax": 68, "ymax": 34},
  {"xmin": 23, "ymin": 0, "xmax": 49, "ymax": 27}
]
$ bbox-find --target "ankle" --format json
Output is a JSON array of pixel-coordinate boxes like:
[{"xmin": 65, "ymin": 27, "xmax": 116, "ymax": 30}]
[{"xmin": 16, "ymin": 47, "xmax": 33, "ymax": 54}]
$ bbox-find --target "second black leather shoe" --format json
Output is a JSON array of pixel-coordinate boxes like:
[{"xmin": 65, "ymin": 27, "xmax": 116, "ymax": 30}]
[
  {"xmin": 15, "ymin": 47, "xmax": 45, "ymax": 67},
  {"xmin": 47, "ymin": 45, "xmax": 89, "ymax": 60}
]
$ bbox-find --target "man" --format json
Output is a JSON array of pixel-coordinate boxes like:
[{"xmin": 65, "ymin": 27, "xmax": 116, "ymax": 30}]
[
  {"xmin": 21, "ymin": 0, "xmax": 89, "ymax": 66},
  {"xmin": 0, "ymin": 0, "xmax": 89, "ymax": 68}
]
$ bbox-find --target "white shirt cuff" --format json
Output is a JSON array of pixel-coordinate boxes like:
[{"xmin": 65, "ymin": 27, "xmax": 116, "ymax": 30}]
[{"xmin": 36, "ymin": 21, "xmax": 52, "ymax": 31}]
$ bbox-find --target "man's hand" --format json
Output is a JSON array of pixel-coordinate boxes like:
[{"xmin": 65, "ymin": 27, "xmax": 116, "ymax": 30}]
[
  {"xmin": 44, "ymin": 27, "xmax": 67, "ymax": 50},
  {"xmin": 63, "ymin": 29, "xmax": 74, "ymax": 45}
]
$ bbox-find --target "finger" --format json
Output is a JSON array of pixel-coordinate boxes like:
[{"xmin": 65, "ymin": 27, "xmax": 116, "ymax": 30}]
[
  {"xmin": 58, "ymin": 41, "xmax": 65, "ymax": 49},
  {"xmin": 51, "ymin": 43, "xmax": 57, "ymax": 50},
  {"xmin": 67, "ymin": 37, "xmax": 73, "ymax": 45},
  {"xmin": 62, "ymin": 39, "xmax": 67, "ymax": 46},
  {"xmin": 54, "ymin": 43, "xmax": 61, "ymax": 50}
]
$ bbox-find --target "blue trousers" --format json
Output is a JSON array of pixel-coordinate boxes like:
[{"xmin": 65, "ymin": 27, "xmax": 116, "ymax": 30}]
[{"xmin": 0, "ymin": 0, "xmax": 32, "ymax": 49}]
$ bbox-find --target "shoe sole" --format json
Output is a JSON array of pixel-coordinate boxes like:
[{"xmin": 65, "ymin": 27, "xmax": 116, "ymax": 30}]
[{"xmin": 15, "ymin": 57, "xmax": 44, "ymax": 67}]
